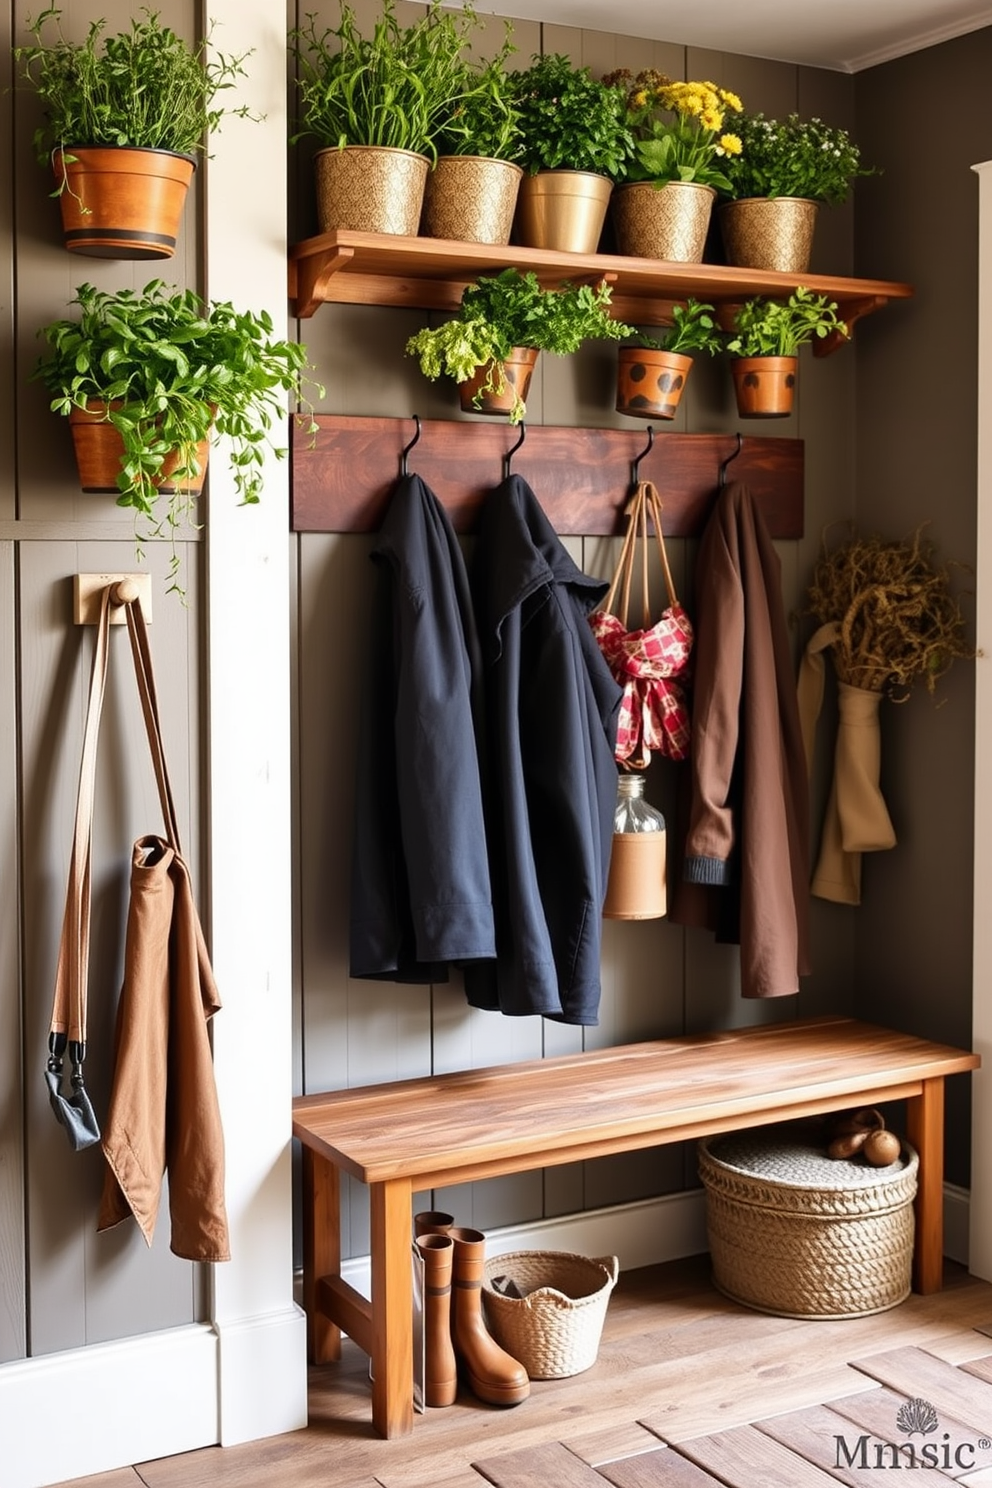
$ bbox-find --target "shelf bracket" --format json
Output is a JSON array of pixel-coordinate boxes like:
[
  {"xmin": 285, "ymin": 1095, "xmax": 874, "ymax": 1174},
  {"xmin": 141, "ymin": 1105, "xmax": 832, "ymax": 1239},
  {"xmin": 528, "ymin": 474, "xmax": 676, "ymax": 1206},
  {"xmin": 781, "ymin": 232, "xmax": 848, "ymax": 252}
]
[
  {"xmin": 292, "ymin": 244, "xmax": 357, "ymax": 319},
  {"xmin": 813, "ymin": 295, "xmax": 888, "ymax": 356}
]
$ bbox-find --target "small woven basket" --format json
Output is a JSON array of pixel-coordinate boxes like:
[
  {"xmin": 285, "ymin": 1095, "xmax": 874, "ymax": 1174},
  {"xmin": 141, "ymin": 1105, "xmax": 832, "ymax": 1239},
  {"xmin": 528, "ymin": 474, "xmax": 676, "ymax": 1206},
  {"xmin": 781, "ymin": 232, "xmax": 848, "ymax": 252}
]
[
  {"xmin": 482, "ymin": 1250, "xmax": 619, "ymax": 1379},
  {"xmin": 698, "ymin": 1123, "xmax": 918, "ymax": 1319}
]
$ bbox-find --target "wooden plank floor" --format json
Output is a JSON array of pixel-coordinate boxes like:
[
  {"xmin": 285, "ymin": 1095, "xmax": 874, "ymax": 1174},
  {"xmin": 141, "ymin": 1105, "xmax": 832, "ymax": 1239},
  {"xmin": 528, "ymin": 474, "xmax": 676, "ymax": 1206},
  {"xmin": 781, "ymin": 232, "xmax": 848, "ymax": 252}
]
[{"xmin": 52, "ymin": 1256, "xmax": 992, "ymax": 1488}]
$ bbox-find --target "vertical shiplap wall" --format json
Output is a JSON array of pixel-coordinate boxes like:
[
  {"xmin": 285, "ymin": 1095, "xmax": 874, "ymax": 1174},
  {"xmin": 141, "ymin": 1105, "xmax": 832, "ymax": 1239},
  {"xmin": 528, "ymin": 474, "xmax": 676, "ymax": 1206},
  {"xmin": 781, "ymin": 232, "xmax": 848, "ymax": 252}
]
[{"xmin": 289, "ymin": 4, "xmax": 865, "ymax": 1257}]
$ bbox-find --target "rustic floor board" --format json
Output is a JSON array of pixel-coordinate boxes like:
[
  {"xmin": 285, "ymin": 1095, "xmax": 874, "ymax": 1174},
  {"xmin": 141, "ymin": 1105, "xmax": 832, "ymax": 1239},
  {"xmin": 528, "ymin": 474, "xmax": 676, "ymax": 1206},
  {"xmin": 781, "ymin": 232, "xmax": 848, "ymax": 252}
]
[
  {"xmin": 755, "ymin": 1400, "xmax": 961, "ymax": 1484},
  {"xmin": 562, "ymin": 1422, "xmax": 665, "ymax": 1468},
  {"xmin": 826, "ymin": 1385, "xmax": 992, "ymax": 1477},
  {"xmin": 596, "ymin": 1446, "xmax": 726, "ymax": 1487},
  {"xmin": 471, "ymin": 1441, "xmax": 612, "ymax": 1488},
  {"xmin": 849, "ymin": 1347, "xmax": 992, "ymax": 1435},
  {"xmin": 672, "ymin": 1422, "xmax": 846, "ymax": 1488}
]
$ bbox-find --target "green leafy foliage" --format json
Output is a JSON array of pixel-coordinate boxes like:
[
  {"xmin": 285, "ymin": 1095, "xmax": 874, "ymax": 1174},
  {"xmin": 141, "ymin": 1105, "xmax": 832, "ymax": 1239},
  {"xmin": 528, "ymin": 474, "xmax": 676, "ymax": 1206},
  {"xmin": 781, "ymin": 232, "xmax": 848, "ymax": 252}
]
[
  {"xmin": 726, "ymin": 287, "xmax": 848, "ymax": 357},
  {"xmin": 721, "ymin": 111, "xmax": 874, "ymax": 206},
  {"xmin": 634, "ymin": 299, "xmax": 723, "ymax": 356},
  {"xmin": 406, "ymin": 268, "xmax": 634, "ymax": 421},
  {"xmin": 291, "ymin": 0, "xmax": 501, "ymax": 163},
  {"xmin": 508, "ymin": 53, "xmax": 634, "ymax": 179},
  {"xmin": 34, "ymin": 280, "xmax": 322, "ymax": 591},
  {"xmin": 14, "ymin": 7, "xmax": 255, "ymax": 162},
  {"xmin": 434, "ymin": 35, "xmax": 522, "ymax": 162}
]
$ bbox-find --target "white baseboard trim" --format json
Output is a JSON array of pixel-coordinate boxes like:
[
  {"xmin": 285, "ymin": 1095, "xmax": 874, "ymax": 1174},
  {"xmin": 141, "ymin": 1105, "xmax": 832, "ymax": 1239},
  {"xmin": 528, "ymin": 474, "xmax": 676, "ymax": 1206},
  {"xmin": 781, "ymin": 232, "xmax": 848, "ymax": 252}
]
[{"xmin": 216, "ymin": 1304, "xmax": 309, "ymax": 1445}]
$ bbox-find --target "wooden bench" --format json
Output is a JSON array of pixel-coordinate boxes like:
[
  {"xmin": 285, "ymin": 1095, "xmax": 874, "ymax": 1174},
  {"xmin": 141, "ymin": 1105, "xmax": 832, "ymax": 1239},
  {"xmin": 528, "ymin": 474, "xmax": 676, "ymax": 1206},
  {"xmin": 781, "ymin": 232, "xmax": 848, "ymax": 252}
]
[{"xmin": 292, "ymin": 1015, "xmax": 979, "ymax": 1439}]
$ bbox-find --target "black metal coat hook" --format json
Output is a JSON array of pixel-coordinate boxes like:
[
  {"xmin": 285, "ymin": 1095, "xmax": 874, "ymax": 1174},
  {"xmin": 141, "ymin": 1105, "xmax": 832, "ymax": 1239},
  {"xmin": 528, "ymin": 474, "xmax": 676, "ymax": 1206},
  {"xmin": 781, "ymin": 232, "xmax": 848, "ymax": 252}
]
[
  {"xmin": 503, "ymin": 419, "xmax": 526, "ymax": 479},
  {"xmin": 400, "ymin": 414, "xmax": 422, "ymax": 476},
  {"xmin": 719, "ymin": 432, "xmax": 744, "ymax": 487},
  {"xmin": 631, "ymin": 426, "xmax": 654, "ymax": 486}
]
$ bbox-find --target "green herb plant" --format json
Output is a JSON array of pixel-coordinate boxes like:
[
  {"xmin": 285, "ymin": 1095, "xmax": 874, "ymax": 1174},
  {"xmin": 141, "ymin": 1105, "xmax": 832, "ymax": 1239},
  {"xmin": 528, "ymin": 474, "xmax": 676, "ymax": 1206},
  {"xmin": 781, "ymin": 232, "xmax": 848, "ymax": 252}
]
[
  {"xmin": 721, "ymin": 112, "xmax": 874, "ymax": 206},
  {"xmin": 406, "ymin": 267, "xmax": 635, "ymax": 422},
  {"xmin": 34, "ymin": 279, "xmax": 322, "ymax": 593},
  {"xmin": 630, "ymin": 299, "xmax": 724, "ymax": 356},
  {"xmin": 291, "ymin": 0, "xmax": 494, "ymax": 162},
  {"xmin": 726, "ymin": 287, "xmax": 848, "ymax": 358},
  {"xmin": 603, "ymin": 70, "xmax": 743, "ymax": 192},
  {"xmin": 14, "ymin": 7, "xmax": 255, "ymax": 170},
  {"xmin": 434, "ymin": 30, "xmax": 521, "ymax": 161},
  {"xmin": 508, "ymin": 53, "xmax": 634, "ymax": 179}
]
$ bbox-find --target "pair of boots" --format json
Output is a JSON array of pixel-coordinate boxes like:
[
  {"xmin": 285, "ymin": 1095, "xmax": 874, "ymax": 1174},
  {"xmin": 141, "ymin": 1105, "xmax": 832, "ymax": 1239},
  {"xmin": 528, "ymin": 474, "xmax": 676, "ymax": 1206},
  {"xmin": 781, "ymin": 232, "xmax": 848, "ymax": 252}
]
[{"xmin": 414, "ymin": 1211, "xmax": 529, "ymax": 1409}]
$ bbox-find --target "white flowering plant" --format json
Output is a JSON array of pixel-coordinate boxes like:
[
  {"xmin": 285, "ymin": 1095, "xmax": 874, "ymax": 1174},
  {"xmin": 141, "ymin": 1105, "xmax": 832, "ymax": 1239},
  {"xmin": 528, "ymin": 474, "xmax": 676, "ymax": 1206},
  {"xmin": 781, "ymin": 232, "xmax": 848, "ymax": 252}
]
[
  {"xmin": 603, "ymin": 70, "xmax": 743, "ymax": 192},
  {"xmin": 721, "ymin": 111, "xmax": 874, "ymax": 206}
]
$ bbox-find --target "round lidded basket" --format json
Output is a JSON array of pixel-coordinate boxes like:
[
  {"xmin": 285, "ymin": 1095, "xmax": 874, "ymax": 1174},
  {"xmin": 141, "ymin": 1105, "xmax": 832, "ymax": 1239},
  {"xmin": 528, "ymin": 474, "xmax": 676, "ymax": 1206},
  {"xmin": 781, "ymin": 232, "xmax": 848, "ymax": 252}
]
[
  {"xmin": 698, "ymin": 1122, "xmax": 917, "ymax": 1319},
  {"xmin": 482, "ymin": 1250, "xmax": 619, "ymax": 1379}
]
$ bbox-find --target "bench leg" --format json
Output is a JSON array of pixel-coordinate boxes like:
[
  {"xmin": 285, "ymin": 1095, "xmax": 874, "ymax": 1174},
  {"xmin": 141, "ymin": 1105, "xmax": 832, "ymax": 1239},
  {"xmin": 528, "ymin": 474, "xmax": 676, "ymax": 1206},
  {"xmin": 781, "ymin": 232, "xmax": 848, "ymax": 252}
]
[
  {"xmin": 302, "ymin": 1146, "xmax": 341, "ymax": 1364},
  {"xmin": 906, "ymin": 1077, "xmax": 944, "ymax": 1294},
  {"xmin": 369, "ymin": 1177, "xmax": 414, "ymax": 1439}
]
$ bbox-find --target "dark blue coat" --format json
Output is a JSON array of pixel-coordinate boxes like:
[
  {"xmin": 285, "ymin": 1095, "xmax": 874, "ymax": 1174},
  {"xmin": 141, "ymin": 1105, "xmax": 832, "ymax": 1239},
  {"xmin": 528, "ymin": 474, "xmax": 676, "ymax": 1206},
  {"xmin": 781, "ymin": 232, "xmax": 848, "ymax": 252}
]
[
  {"xmin": 464, "ymin": 475, "xmax": 621, "ymax": 1025},
  {"xmin": 349, "ymin": 474, "xmax": 497, "ymax": 981}
]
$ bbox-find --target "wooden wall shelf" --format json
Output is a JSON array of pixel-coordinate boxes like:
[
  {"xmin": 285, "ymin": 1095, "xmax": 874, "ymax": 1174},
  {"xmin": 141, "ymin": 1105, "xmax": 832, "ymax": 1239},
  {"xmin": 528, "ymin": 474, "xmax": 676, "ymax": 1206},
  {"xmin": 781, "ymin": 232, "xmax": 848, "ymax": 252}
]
[
  {"xmin": 291, "ymin": 416, "xmax": 804, "ymax": 538},
  {"xmin": 288, "ymin": 230, "xmax": 913, "ymax": 354}
]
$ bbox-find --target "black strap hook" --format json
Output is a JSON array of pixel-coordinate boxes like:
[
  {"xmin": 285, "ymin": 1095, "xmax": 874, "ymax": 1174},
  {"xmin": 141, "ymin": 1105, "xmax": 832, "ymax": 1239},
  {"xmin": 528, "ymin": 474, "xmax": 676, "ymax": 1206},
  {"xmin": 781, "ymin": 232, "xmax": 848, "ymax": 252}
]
[
  {"xmin": 503, "ymin": 419, "xmax": 526, "ymax": 480},
  {"xmin": 631, "ymin": 426, "xmax": 654, "ymax": 487},
  {"xmin": 719, "ymin": 432, "xmax": 744, "ymax": 487},
  {"xmin": 400, "ymin": 414, "xmax": 422, "ymax": 476}
]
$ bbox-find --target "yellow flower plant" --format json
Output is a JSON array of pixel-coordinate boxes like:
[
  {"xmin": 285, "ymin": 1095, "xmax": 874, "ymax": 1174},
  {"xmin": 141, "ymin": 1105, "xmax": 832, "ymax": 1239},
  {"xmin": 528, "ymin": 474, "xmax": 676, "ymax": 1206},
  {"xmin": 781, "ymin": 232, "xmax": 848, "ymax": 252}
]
[{"xmin": 604, "ymin": 69, "xmax": 743, "ymax": 192}]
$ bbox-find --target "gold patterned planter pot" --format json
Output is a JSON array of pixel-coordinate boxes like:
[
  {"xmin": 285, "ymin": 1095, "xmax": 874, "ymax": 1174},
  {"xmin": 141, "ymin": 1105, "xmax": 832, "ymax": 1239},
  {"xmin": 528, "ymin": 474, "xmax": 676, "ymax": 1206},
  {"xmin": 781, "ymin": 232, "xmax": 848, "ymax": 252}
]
[
  {"xmin": 421, "ymin": 157, "xmax": 523, "ymax": 245},
  {"xmin": 612, "ymin": 180, "xmax": 715, "ymax": 263},
  {"xmin": 314, "ymin": 145, "xmax": 429, "ymax": 236},
  {"xmin": 514, "ymin": 170, "xmax": 613, "ymax": 255},
  {"xmin": 616, "ymin": 347, "xmax": 692, "ymax": 419},
  {"xmin": 719, "ymin": 196, "xmax": 819, "ymax": 274}
]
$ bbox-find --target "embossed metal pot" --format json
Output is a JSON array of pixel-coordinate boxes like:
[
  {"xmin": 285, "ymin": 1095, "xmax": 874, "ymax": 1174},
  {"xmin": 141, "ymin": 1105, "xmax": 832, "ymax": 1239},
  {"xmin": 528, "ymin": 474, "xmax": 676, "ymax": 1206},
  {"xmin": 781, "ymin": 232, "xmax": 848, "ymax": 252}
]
[
  {"xmin": 616, "ymin": 347, "xmax": 692, "ymax": 419},
  {"xmin": 612, "ymin": 180, "xmax": 715, "ymax": 263},
  {"xmin": 314, "ymin": 145, "xmax": 429, "ymax": 236},
  {"xmin": 458, "ymin": 347, "xmax": 538, "ymax": 418},
  {"xmin": 514, "ymin": 170, "xmax": 613, "ymax": 254},
  {"xmin": 730, "ymin": 355, "xmax": 797, "ymax": 418},
  {"xmin": 719, "ymin": 196, "xmax": 819, "ymax": 273},
  {"xmin": 421, "ymin": 157, "xmax": 523, "ymax": 245},
  {"xmin": 53, "ymin": 146, "xmax": 195, "ymax": 260}
]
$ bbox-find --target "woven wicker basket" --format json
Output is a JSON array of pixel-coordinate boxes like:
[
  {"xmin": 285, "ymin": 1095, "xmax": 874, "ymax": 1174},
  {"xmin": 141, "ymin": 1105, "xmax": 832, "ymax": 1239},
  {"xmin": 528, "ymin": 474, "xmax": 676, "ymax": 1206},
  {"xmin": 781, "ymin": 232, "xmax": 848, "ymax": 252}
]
[
  {"xmin": 482, "ymin": 1250, "xmax": 619, "ymax": 1379},
  {"xmin": 698, "ymin": 1123, "xmax": 918, "ymax": 1319}
]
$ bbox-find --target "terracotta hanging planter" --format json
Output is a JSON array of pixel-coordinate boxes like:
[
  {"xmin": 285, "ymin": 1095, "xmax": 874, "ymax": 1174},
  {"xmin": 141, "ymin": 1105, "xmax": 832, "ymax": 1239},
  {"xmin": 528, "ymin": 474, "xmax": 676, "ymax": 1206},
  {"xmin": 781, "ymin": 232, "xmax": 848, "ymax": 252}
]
[
  {"xmin": 314, "ymin": 145, "xmax": 429, "ymax": 236},
  {"xmin": 611, "ymin": 180, "xmax": 715, "ymax": 264},
  {"xmin": 421, "ymin": 157, "xmax": 523, "ymax": 245},
  {"xmin": 53, "ymin": 146, "xmax": 195, "ymax": 260},
  {"xmin": 616, "ymin": 347, "xmax": 692, "ymax": 419},
  {"xmin": 730, "ymin": 356, "xmax": 797, "ymax": 418},
  {"xmin": 513, "ymin": 170, "xmax": 613, "ymax": 254},
  {"xmin": 458, "ymin": 348, "xmax": 539, "ymax": 419},
  {"xmin": 719, "ymin": 196, "xmax": 819, "ymax": 274},
  {"xmin": 68, "ymin": 402, "xmax": 210, "ymax": 495}
]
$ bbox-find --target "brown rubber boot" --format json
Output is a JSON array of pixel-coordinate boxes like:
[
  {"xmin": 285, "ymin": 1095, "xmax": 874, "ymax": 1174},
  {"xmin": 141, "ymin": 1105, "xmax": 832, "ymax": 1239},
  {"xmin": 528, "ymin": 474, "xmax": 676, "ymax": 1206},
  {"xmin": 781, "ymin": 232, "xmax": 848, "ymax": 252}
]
[
  {"xmin": 449, "ymin": 1226, "xmax": 530, "ymax": 1407},
  {"xmin": 415, "ymin": 1234, "xmax": 458, "ymax": 1407},
  {"xmin": 414, "ymin": 1210, "xmax": 454, "ymax": 1237}
]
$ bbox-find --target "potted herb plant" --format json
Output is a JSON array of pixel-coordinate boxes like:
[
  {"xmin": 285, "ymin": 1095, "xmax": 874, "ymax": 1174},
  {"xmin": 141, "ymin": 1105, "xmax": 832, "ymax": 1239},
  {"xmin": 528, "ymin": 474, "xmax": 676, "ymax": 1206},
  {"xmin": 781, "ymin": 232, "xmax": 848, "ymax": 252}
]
[
  {"xmin": 604, "ymin": 70, "xmax": 743, "ymax": 264},
  {"xmin": 725, "ymin": 287, "xmax": 848, "ymax": 416},
  {"xmin": 33, "ymin": 279, "xmax": 320, "ymax": 592},
  {"xmin": 616, "ymin": 300, "xmax": 723, "ymax": 419},
  {"xmin": 421, "ymin": 30, "xmax": 523, "ymax": 247},
  {"xmin": 405, "ymin": 267, "xmax": 634, "ymax": 423},
  {"xmin": 14, "ymin": 8, "xmax": 254, "ymax": 260},
  {"xmin": 508, "ymin": 53, "xmax": 634, "ymax": 254},
  {"xmin": 291, "ymin": 0, "xmax": 487, "ymax": 238},
  {"xmin": 719, "ymin": 111, "xmax": 875, "ymax": 272}
]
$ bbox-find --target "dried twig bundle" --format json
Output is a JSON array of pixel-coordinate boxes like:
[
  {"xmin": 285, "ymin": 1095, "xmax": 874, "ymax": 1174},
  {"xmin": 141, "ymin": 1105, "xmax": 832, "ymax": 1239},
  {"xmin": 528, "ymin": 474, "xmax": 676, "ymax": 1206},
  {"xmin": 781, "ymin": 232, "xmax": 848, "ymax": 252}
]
[{"xmin": 807, "ymin": 523, "xmax": 974, "ymax": 700}]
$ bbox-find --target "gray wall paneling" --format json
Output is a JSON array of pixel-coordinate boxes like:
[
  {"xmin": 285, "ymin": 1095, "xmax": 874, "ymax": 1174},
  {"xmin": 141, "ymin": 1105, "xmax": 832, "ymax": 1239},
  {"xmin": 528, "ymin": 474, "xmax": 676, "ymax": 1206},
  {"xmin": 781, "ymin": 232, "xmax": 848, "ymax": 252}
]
[{"xmin": 0, "ymin": 540, "xmax": 24, "ymax": 1363}]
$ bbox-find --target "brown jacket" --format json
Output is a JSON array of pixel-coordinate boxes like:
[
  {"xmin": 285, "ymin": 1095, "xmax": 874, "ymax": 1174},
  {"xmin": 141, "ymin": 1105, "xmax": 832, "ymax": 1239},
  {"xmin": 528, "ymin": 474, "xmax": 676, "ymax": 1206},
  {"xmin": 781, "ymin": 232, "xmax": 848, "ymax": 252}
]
[
  {"xmin": 670, "ymin": 482, "xmax": 811, "ymax": 997},
  {"xmin": 98, "ymin": 835, "xmax": 230, "ymax": 1262}
]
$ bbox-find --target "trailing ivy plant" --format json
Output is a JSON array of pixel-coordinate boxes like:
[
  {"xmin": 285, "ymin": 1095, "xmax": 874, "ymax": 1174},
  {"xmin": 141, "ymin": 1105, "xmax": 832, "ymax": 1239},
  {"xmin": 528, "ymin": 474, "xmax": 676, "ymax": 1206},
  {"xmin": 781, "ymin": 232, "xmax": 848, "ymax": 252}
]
[
  {"xmin": 406, "ymin": 267, "xmax": 635, "ymax": 421},
  {"xmin": 14, "ymin": 7, "xmax": 255, "ymax": 166},
  {"xmin": 726, "ymin": 287, "xmax": 848, "ymax": 357},
  {"xmin": 34, "ymin": 279, "xmax": 322, "ymax": 592}
]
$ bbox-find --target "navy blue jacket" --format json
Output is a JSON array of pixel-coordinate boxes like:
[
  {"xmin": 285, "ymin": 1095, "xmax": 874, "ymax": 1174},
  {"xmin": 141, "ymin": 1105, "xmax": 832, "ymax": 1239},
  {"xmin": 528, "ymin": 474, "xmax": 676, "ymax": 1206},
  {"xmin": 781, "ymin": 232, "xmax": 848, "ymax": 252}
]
[
  {"xmin": 463, "ymin": 475, "xmax": 621, "ymax": 1025},
  {"xmin": 349, "ymin": 474, "xmax": 496, "ymax": 981}
]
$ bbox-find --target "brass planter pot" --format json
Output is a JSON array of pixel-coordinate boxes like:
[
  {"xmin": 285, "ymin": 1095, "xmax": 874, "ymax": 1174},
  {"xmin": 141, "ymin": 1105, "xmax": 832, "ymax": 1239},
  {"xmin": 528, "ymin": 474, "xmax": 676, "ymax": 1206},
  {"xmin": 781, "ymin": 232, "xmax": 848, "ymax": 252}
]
[
  {"xmin": 68, "ymin": 402, "xmax": 210, "ymax": 495},
  {"xmin": 513, "ymin": 170, "xmax": 613, "ymax": 254},
  {"xmin": 612, "ymin": 180, "xmax": 715, "ymax": 264},
  {"xmin": 616, "ymin": 347, "xmax": 692, "ymax": 419},
  {"xmin": 314, "ymin": 145, "xmax": 429, "ymax": 236},
  {"xmin": 719, "ymin": 196, "xmax": 819, "ymax": 273},
  {"xmin": 421, "ymin": 157, "xmax": 523, "ymax": 245},
  {"xmin": 53, "ymin": 146, "xmax": 195, "ymax": 260},
  {"xmin": 459, "ymin": 348, "xmax": 538, "ymax": 418},
  {"xmin": 730, "ymin": 356, "xmax": 797, "ymax": 418}
]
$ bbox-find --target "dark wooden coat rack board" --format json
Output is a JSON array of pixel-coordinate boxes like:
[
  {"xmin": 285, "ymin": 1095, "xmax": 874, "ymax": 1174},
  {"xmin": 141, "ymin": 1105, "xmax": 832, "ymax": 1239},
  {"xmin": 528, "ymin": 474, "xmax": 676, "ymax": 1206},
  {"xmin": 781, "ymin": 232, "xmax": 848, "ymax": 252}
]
[{"xmin": 291, "ymin": 416, "xmax": 804, "ymax": 539}]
